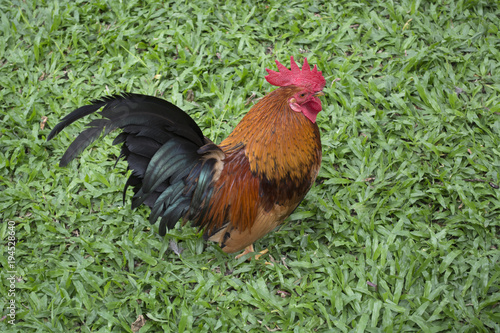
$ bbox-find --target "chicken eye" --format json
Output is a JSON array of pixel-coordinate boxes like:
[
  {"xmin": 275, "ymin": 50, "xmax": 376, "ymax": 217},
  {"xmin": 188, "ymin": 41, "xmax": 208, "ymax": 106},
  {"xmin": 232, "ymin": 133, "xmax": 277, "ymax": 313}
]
[{"xmin": 300, "ymin": 93, "xmax": 306, "ymax": 98}]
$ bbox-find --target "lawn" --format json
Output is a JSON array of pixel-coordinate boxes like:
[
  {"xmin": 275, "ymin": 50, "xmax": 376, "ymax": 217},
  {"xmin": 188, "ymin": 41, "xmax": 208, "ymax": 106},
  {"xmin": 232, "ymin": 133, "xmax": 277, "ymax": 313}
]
[{"xmin": 1, "ymin": 0, "xmax": 499, "ymax": 331}]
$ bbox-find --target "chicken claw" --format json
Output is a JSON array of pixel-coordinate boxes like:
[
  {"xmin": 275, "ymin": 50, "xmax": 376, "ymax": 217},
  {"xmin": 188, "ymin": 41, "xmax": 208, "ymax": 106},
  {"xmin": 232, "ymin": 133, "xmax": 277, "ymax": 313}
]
[{"xmin": 235, "ymin": 244, "xmax": 269, "ymax": 260}]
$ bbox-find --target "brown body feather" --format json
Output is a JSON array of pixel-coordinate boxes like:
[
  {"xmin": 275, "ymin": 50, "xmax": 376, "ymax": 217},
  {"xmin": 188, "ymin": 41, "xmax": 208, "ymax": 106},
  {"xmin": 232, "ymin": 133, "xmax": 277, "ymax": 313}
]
[{"xmin": 199, "ymin": 86, "xmax": 322, "ymax": 253}]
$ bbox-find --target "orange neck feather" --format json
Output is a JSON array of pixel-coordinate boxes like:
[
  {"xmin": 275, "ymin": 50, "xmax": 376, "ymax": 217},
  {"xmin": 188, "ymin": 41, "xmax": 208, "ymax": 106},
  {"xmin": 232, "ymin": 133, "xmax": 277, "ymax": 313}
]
[{"xmin": 220, "ymin": 86, "xmax": 321, "ymax": 182}]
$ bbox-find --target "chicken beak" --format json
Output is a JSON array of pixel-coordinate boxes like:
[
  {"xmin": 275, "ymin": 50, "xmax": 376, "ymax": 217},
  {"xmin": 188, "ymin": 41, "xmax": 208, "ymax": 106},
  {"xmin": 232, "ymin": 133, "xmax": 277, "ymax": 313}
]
[{"xmin": 314, "ymin": 91, "xmax": 325, "ymax": 97}]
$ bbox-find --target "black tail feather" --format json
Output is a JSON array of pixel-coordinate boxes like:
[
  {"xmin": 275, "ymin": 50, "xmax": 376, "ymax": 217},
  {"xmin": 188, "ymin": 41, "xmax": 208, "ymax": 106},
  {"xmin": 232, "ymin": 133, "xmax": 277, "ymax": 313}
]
[
  {"xmin": 48, "ymin": 93, "xmax": 223, "ymax": 236},
  {"xmin": 46, "ymin": 101, "xmax": 110, "ymax": 141}
]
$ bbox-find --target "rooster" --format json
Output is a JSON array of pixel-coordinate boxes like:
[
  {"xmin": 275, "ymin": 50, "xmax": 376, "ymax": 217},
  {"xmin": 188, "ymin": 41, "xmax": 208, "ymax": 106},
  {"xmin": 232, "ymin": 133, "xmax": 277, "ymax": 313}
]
[{"xmin": 47, "ymin": 57, "xmax": 326, "ymax": 258}]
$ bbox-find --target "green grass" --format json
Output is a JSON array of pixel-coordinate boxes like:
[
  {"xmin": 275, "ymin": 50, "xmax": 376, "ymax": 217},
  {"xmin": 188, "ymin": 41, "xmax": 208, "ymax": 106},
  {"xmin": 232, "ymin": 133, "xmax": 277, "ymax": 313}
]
[{"xmin": 1, "ymin": 0, "xmax": 499, "ymax": 331}]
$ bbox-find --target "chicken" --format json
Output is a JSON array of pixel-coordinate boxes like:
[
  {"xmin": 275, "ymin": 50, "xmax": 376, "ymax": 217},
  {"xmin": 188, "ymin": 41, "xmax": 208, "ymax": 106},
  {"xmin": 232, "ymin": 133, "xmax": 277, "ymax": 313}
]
[{"xmin": 47, "ymin": 57, "xmax": 326, "ymax": 258}]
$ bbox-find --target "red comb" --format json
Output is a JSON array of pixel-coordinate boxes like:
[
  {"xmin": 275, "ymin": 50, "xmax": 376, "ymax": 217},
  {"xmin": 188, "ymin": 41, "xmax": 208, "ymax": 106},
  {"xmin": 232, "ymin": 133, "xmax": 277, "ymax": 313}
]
[{"xmin": 265, "ymin": 56, "xmax": 325, "ymax": 91}]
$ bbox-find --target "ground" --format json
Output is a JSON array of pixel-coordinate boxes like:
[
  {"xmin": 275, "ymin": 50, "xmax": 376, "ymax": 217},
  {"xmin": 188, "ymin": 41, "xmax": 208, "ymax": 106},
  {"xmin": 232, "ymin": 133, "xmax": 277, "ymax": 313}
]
[{"xmin": 0, "ymin": 0, "xmax": 499, "ymax": 332}]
